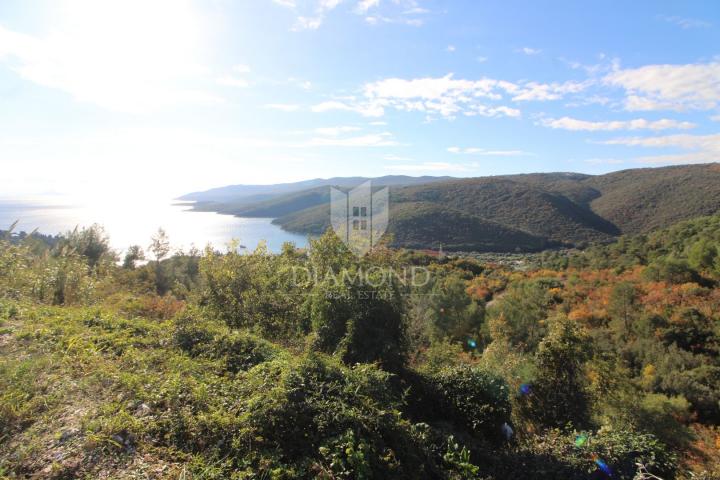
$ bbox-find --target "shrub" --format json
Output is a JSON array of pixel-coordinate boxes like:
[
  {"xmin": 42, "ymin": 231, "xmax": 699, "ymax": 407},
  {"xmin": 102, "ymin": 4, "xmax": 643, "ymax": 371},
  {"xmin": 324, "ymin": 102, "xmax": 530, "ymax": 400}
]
[
  {"xmin": 642, "ymin": 258, "xmax": 699, "ymax": 284},
  {"xmin": 307, "ymin": 267, "xmax": 408, "ymax": 372},
  {"xmin": 634, "ymin": 393, "xmax": 692, "ymax": 448},
  {"xmin": 173, "ymin": 314, "xmax": 280, "ymax": 373},
  {"xmin": 488, "ymin": 280, "xmax": 553, "ymax": 352},
  {"xmin": 200, "ymin": 244, "xmax": 305, "ymax": 338},
  {"xmin": 517, "ymin": 316, "xmax": 592, "ymax": 429},
  {"xmin": 231, "ymin": 354, "xmax": 449, "ymax": 478},
  {"xmin": 411, "ymin": 365, "xmax": 511, "ymax": 444},
  {"xmin": 495, "ymin": 427, "xmax": 676, "ymax": 480}
]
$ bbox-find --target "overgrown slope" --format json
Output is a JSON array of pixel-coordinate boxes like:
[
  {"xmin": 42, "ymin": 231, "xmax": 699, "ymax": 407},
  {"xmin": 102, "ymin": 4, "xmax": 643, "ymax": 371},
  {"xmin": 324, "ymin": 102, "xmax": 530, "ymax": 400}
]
[{"xmin": 268, "ymin": 164, "xmax": 720, "ymax": 251}]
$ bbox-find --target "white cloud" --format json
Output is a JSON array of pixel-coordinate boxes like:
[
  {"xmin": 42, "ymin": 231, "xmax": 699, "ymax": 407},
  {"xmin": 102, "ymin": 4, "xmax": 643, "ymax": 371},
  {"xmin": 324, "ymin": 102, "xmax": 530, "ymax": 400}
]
[
  {"xmin": 294, "ymin": 16, "xmax": 324, "ymax": 30},
  {"xmin": 264, "ymin": 103, "xmax": 301, "ymax": 111},
  {"xmin": 447, "ymin": 147, "xmax": 529, "ymax": 156},
  {"xmin": 583, "ymin": 158, "xmax": 626, "ymax": 165},
  {"xmin": 217, "ymin": 75, "xmax": 249, "ymax": 88},
  {"xmin": 659, "ymin": 15, "xmax": 711, "ymax": 29},
  {"xmin": 0, "ymin": 2, "xmax": 221, "ymax": 113},
  {"xmin": 291, "ymin": 0, "xmax": 345, "ymax": 30},
  {"xmin": 359, "ymin": 0, "xmax": 428, "ymax": 25},
  {"xmin": 314, "ymin": 74, "xmax": 587, "ymax": 120},
  {"xmin": 403, "ymin": 7, "xmax": 430, "ymax": 14},
  {"xmin": 313, "ymin": 100, "xmax": 353, "ymax": 112},
  {"xmin": 518, "ymin": 47, "xmax": 541, "ymax": 55},
  {"xmin": 291, "ymin": 78, "xmax": 313, "ymax": 90},
  {"xmin": 476, "ymin": 56, "xmax": 488, "ymax": 63},
  {"xmin": 361, "ymin": 74, "xmax": 517, "ymax": 118},
  {"xmin": 217, "ymin": 64, "xmax": 252, "ymax": 88},
  {"xmin": 564, "ymin": 95, "xmax": 611, "ymax": 108},
  {"xmin": 511, "ymin": 80, "xmax": 590, "ymax": 101},
  {"xmin": 710, "ymin": 115, "xmax": 720, "ymax": 122},
  {"xmin": 314, "ymin": 126, "xmax": 362, "ymax": 135},
  {"xmin": 385, "ymin": 161, "xmax": 475, "ymax": 172},
  {"xmin": 355, "ymin": 0, "xmax": 380, "ymax": 13},
  {"xmin": 321, "ymin": 0, "xmax": 343, "ymax": 8},
  {"xmin": 364, "ymin": 75, "xmax": 501, "ymax": 100},
  {"xmin": 383, "ymin": 154, "xmax": 411, "ymax": 161},
  {"xmin": 446, "ymin": 45, "xmax": 456, "ymax": 52},
  {"xmin": 364, "ymin": 15, "xmax": 424, "ymax": 26},
  {"xmin": 602, "ymin": 133, "xmax": 720, "ymax": 164},
  {"xmin": 369, "ymin": 121, "xmax": 388, "ymax": 126},
  {"xmin": 312, "ymin": 100, "xmax": 385, "ymax": 117},
  {"xmin": 303, "ymin": 132, "xmax": 398, "ymax": 147},
  {"xmin": 604, "ymin": 62, "xmax": 720, "ymax": 111},
  {"xmin": 281, "ymin": 0, "xmax": 424, "ymax": 29},
  {"xmin": 540, "ymin": 116, "xmax": 696, "ymax": 131}
]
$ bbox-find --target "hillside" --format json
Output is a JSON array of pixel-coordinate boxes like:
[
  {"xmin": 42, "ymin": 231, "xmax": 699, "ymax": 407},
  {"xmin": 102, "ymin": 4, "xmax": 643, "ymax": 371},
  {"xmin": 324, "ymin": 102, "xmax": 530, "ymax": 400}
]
[
  {"xmin": 585, "ymin": 164, "xmax": 720, "ymax": 234},
  {"xmin": 2, "ymin": 221, "xmax": 719, "ymax": 478},
  {"xmin": 183, "ymin": 163, "xmax": 720, "ymax": 252},
  {"xmin": 386, "ymin": 202, "xmax": 552, "ymax": 252}
]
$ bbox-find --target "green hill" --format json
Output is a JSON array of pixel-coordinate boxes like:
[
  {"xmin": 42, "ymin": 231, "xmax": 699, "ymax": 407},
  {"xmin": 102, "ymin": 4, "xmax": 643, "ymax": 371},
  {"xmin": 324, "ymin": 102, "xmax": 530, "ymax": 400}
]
[
  {"xmin": 386, "ymin": 202, "xmax": 551, "ymax": 252},
  {"xmin": 585, "ymin": 164, "xmax": 720, "ymax": 234},
  {"xmin": 188, "ymin": 163, "xmax": 720, "ymax": 252}
]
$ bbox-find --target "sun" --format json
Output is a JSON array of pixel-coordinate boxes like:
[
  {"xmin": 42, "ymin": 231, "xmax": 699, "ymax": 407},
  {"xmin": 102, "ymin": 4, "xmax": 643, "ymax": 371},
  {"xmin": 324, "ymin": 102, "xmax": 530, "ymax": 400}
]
[{"xmin": 39, "ymin": 0, "xmax": 208, "ymax": 111}]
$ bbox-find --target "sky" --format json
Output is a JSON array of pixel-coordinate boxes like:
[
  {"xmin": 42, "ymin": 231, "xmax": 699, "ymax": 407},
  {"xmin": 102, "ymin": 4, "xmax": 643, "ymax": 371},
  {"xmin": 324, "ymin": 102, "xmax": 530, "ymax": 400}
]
[{"xmin": 0, "ymin": 0, "xmax": 719, "ymax": 201}]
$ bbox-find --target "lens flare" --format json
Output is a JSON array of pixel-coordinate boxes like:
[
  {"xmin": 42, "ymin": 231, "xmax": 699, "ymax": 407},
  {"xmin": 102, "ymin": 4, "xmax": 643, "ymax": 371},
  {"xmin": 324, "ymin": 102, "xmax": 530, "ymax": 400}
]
[
  {"xmin": 574, "ymin": 433, "xmax": 588, "ymax": 447},
  {"xmin": 467, "ymin": 338, "xmax": 477, "ymax": 349},
  {"xmin": 592, "ymin": 455, "xmax": 612, "ymax": 476},
  {"xmin": 519, "ymin": 383, "xmax": 532, "ymax": 395}
]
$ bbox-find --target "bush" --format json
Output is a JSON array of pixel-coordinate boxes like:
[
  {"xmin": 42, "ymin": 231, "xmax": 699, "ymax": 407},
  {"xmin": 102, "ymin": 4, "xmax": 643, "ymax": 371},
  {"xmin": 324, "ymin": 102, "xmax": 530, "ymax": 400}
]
[
  {"xmin": 495, "ymin": 427, "xmax": 676, "ymax": 480},
  {"xmin": 307, "ymin": 267, "xmax": 408, "ymax": 372},
  {"xmin": 634, "ymin": 393, "xmax": 692, "ymax": 448},
  {"xmin": 488, "ymin": 280, "xmax": 553, "ymax": 352},
  {"xmin": 411, "ymin": 365, "xmax": 511, "ymax": 444},
  {"xmin": 642, "ymin": 258, "xmax": 699, "ymax": 284},
  {"xmin": 174, "ymin": 314, "xmax": 280, "ymax": 373},
  {"xmin": 200, "ymin": 244, "xmax": 305, "ymax": 338},
  {"xmin": 230, "ymin": 354, "xmax": 452, "ymax": 478},
  {"xmin": 517, "ymin": 316, "xmax": 592, "ymax": 429}
]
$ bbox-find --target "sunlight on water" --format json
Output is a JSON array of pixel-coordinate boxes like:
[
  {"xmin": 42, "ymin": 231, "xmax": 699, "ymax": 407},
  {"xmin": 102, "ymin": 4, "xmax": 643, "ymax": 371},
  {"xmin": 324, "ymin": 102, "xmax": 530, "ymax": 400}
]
[{"xmin": 0, "ymin": 195, "xmax": 309, "ymax": 254}]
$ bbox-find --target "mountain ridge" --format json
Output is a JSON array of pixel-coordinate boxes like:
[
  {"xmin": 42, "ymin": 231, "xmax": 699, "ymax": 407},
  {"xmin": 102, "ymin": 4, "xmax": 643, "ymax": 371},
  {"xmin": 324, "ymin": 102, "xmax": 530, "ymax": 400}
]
[{"xmin": 182, "ymin": 163, "xmax": 720, "ymax": 252}]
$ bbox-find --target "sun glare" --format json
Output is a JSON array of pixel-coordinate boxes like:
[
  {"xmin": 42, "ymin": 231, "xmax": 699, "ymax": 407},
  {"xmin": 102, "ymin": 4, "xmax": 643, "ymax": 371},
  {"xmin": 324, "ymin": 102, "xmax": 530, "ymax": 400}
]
[{"xmin": 33, "ymin": 0, "xmax": 208, "ymax": 111}]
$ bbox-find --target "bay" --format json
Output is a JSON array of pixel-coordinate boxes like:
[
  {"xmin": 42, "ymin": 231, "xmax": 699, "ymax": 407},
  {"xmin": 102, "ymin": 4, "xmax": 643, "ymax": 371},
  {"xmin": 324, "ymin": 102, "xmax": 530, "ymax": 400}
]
[{"xmin": 0, "ymin": 196, "xmax": 309, "ymax": 254}]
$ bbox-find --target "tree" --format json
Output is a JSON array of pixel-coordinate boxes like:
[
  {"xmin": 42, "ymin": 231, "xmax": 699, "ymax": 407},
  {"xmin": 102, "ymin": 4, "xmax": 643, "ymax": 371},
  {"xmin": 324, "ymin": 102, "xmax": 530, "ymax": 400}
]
[
  {"xmin": 642, "ymin": 258, "xmax": 697, "ymax": 284},
  {"xmin": 307, "ymin": 265, "xmax": 408, "ymax": 372},
  {"xmin": 429, "ymin": 274, "xmax": 485, "ymax": 341},
  {"xmin": 149, "ymin": 228, "xmax": 171, "ymax": 294},
  {"xmin": 149, "ymin": 228, "xmax": 171, "ymax": 263},
  {"xmin": 200, "ymin": 242, "xmax": 306, "ymax": 338},
  {"xmin": 488, "ymin": 280, "xmax": 551, "ymax": 352},
  {"xmin": 519, "ymin": 315, "xmax": 592, "ymax": 428},
  {"xmin": 609, "ymin": 281, "xmax": 638, "ymax": 340},
  {"xmin": 60, "ymin": 224, "xmax": 113, "ymax": 269},
  {"xmin": 122, "ymin": 245, "xmax": 145, "ymax": 269},
  {"xmin": 687, "ymin": 238, "xmax": 718, "ymax": 272}
]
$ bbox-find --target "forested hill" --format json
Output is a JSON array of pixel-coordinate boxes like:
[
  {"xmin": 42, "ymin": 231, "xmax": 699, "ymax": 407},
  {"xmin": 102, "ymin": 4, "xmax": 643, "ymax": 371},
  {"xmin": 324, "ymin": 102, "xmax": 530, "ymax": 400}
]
[{"xmin": 184, "ymin": 163, "xmax": 720, "ymax": 252}]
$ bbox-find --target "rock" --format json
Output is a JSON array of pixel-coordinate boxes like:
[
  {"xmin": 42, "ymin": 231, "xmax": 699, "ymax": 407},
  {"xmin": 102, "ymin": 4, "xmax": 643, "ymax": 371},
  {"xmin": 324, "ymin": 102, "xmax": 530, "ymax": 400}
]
[{"xmin": 135, "ymin": 403, "xmax": 152, "ymax": 417}]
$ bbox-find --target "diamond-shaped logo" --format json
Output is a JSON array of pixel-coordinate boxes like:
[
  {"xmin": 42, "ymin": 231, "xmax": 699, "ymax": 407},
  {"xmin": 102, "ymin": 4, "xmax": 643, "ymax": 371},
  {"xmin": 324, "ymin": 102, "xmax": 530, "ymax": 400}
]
[{"xmin": 330, "ymin": 181, "xmax": 389, "ymax": 256}]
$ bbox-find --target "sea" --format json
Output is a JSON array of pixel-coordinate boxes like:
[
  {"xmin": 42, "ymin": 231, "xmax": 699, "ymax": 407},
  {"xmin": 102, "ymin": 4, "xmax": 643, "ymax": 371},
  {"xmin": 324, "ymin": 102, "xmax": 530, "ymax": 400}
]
[{"xmin": 0, "ymin": 196, "xmax": 309, "ymax": 254}]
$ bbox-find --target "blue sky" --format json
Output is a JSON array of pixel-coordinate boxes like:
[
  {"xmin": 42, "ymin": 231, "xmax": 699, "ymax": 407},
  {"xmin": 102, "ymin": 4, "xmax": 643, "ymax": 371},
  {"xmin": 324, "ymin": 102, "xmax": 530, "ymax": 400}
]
[{"xmin": 0, "ymin": 0, "xmax": 719, "ymax": 200}]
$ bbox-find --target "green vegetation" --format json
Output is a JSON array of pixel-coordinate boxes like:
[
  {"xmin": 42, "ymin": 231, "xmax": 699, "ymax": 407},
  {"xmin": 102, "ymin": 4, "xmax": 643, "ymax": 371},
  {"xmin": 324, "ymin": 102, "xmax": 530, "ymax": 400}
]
[
  {"xmin": 191, "ymin": 163, "xmax": 720, "ymax": 253},
  {"xmin": 1, "ymin": 213, "xmax": 720, "ymax": 478}
]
